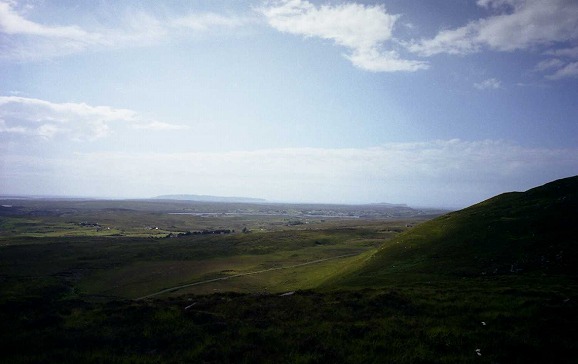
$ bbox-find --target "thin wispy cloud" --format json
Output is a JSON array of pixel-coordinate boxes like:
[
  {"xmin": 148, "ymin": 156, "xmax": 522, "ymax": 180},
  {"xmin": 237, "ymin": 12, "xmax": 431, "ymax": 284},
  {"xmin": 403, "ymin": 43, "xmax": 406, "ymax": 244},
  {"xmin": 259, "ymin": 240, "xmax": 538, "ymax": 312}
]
[
  {"xmin": 0, "ymin": 96, "xmax": 185, "ymax": 140},
  {"xmin": 0, "ymin": 1, "xmax": 101, "ymax": 59},
  {"xmin": 410, "ymin": 0, "xmax": 578, "ymax": 55},
  {"xmin": 133, "ymin": 121, "xmax": 189, "ymax": 131},
  {"xmin": 0, "ymin": 1, "xmax": 90, "ymax": 38},
  {"xmin": 3, "ymin": 140, "xmax": 576, "ymax": 206},
  {"xmin": 546, "ymin": 46, "xmax": 578, "ymax": 59},
  {"xmin": 0, "ymin": 1, "xmax": 251, "ymax": 61},
  {"xmin": 545, "ymin": 62, "xmax": 578, "ymax": 80},
  {"xmin": 172, "ymin": 12, "xmax": 251, "ymax": 31},
  {"xmin": 1, "ymin": 1, "xmax": 576, "ymax": 206},
  {"xmin": 536, "ymin": 46, "xmax": 578, "ymax": 80},
  {"xmin": 408, "ymin": 0, "xmax": 578, "ymax": 80},
  {"xmin": 259, "ymin": 0, "xmax": 428, "ymax": 72},
  {"xmin": 535, "ymin": 59, "xmax": 566, "ymax": 72},
  {"xmin": 474, "ymin": 78, "xmax": 502, "ymax": 90}
]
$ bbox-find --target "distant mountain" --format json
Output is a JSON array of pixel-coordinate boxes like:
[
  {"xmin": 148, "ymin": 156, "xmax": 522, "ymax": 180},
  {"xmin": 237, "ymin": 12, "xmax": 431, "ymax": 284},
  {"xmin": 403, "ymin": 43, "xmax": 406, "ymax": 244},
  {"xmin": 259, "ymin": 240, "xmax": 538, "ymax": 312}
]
[
  {"xmin": 153, "ymin": 194, "xmax": 267, "ymax": 203},
  {"xmin": 330, "ymin": 175, "xmax": 578, "ymax": 287}
]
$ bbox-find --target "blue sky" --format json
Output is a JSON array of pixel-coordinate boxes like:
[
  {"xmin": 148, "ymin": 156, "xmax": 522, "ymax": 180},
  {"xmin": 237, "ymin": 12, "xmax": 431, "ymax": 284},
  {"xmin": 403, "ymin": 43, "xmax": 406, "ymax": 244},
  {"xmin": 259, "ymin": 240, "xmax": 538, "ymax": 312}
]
[{"xmin": 1, "ymin": 0, "xmax": 577, "ymax": 207}]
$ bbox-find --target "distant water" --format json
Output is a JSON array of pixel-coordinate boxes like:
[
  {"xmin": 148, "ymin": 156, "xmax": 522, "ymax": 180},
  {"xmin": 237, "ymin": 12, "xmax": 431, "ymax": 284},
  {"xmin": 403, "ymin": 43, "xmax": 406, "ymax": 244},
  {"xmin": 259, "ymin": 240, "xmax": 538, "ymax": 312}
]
[{"xmin": 168, "ymin": 212, "xmax": 360, "ymax": 218}]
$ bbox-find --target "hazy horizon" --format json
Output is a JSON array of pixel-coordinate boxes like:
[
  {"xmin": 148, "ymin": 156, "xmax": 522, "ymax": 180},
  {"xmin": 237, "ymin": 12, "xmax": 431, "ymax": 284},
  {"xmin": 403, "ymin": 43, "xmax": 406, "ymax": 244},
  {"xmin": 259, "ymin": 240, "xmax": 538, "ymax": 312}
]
[{"xmin": 1, "ymin": 0, "xmax": 577, "ymax": 208}]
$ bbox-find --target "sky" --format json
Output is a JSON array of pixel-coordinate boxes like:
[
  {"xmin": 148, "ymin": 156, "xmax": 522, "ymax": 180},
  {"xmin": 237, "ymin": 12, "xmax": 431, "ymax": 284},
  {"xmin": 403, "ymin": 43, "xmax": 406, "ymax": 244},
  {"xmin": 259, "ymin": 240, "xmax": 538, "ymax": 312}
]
[{"xmin": 1, "ymin": 0, "xmax": 577, "ymax": 208}]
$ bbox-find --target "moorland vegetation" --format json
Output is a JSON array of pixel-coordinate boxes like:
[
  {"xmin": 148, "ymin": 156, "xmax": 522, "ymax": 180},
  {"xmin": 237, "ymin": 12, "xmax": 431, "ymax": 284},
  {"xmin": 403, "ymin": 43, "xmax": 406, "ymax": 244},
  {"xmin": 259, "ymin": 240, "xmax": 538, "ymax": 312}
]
[{"xmin": 0, "ymin": 177, "xmax": 576, "ymax": 363}]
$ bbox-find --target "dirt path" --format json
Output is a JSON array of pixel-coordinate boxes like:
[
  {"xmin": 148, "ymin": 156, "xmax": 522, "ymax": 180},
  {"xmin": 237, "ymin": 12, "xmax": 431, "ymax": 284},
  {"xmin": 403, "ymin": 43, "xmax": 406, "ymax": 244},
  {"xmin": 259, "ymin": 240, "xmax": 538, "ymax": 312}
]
[{"xmin": 135, "ymin": 253, "xmax": 359, "ymax": 300}]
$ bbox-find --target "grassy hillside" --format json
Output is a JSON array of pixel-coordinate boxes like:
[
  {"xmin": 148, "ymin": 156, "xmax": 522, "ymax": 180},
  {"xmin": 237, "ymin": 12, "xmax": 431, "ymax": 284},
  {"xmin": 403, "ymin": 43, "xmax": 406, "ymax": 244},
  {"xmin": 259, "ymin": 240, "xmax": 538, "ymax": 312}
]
[
  {"xmin": 331, "ymin": 176, "xmax": 578, "ymax": 287},
  {"xmin": 1, "ymin": 178, "xmax": 577, "ymax": 363}
]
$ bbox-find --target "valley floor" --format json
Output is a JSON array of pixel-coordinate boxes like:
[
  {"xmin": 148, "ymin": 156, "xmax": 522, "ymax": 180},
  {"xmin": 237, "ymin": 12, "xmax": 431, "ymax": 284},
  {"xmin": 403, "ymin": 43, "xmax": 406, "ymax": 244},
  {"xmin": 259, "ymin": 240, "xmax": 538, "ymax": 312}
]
[{"xmin": 1, "ymin": 197, "xmax": 576, "ymax": 362}]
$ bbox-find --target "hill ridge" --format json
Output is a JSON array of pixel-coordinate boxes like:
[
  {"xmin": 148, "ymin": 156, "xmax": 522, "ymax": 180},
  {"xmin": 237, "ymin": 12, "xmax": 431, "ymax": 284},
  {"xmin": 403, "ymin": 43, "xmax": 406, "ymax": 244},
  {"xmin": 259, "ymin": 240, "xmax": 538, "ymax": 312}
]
[{"xmin": 328, "ymin": 175, "xmax": 578, "ymax": 288}]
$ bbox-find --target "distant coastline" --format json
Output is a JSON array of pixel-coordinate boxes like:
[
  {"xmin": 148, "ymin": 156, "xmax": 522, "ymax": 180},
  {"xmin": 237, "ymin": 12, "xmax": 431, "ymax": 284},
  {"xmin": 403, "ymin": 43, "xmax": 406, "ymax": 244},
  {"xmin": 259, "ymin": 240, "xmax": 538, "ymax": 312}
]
[{"xmin": 153, "ymin": 194, "xmax": 267, "ymax": 203}]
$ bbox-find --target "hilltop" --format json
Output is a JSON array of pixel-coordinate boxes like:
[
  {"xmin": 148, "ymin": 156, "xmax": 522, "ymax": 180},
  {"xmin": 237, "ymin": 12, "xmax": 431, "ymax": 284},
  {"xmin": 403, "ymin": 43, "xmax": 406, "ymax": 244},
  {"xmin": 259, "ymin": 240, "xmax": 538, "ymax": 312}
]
[
  {"xmin": 333, "ymin": 176, "xmax": 578, "ymax": 286},
  {"xmin": 330, "ymin": 175, "xmax": 578, "ymax": 287}
]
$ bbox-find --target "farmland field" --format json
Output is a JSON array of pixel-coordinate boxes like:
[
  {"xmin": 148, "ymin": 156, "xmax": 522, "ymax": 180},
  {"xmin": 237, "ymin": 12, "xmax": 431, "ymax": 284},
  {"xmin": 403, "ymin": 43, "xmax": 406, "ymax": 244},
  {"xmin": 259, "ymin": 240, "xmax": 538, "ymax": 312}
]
[
  {"xmin": 1, "ymin": 186, "xmax": 576, "ymax": 363},
  {"xmin": 0, "ymin": 199, "xmax": 433, "ymax": 300}
]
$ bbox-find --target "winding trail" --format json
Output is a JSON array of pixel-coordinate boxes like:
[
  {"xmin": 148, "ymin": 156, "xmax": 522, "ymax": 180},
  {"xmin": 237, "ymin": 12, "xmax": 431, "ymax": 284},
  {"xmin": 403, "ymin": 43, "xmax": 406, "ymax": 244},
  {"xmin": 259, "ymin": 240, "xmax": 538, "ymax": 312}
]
[{"xmin": 135, "ymin": 253, "xmax": 359, "ymax": 300}]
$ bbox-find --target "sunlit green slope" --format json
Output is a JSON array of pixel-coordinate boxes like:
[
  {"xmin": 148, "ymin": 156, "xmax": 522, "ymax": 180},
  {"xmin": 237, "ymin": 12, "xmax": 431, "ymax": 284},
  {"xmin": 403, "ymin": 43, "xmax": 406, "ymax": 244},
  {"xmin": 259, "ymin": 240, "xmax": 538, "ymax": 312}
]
[{"xmin": 330, "ymin": 176, "xmax": 578, "ymax": 287}]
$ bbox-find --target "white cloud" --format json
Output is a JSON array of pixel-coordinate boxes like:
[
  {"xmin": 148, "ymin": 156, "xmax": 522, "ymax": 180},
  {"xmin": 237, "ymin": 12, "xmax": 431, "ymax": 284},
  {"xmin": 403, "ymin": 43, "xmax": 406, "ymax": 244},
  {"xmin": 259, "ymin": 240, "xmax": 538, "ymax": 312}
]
[
  {"xmin": 546, "ymin": 45, "xmax": 578, "ymax": 59},
  {"xmin": 260, "ymin": 0, "xmax": 428, "ymax": 72},
  {"xmin": 407, "ymin": 23, "xmax": 480, "ymax": 56},
  {"xmin": 260, "ymin": 0, "xmax": 397, "ymax": 49},
  {"xmin": 536, "ymin": 45, "xmax": 578, "ymax": 80},
  {"xmin": 476, "ymin": 0, "xmax": 517, "ymax": 10},
  {"xmin": 172, "ymin": 13, "xmax": 250, "ymax": 31},
  {"xmin": 133, "ymin": 121, "xmax": 189, "ymax": 131},
  {"xmin": 346, "ymin": 48, "xmax": 429, "ymax": 73},
  {"xmin": 409, "ymin": 0, "xmax": 578, "ymax": 56},
  {"xmin": 0, "ymin": 96, "xmax": 183, "ymax": 140},
  {"xmin": 0, "ymin": 1, "xmax": 102, "ymax": 59},
  {"xmin": 474, "ymin": 78, "xmax": 502, "ymax": 89},
  {"xmin": 0, "ymin": 1, "xmax": 91, "ymax": 38},
  {"xmin": 534, "ymin": 58, "xmax": 565, "ymax": 72},
  {"xmin": 546, "ymin": 62, "xmax": 578, "ymax": 80},
  {"xmin": 0, "ymin": 1, "xmax": 250, "ymax": 61},
  {"xmin": 3, "ymin": 139, "xmax": 576, "ymax": 207},
  {"xmin": 103, "ymin": 11, "xmax": 168, "ymax": 47}
]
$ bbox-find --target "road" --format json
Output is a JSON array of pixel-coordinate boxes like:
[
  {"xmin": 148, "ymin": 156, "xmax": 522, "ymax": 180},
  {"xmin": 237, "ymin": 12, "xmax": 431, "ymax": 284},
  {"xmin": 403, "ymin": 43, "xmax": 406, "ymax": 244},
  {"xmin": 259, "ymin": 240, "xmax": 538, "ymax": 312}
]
[{"xmin": 135, "ymin": 253, "xmax": 359, "ymax": 300}]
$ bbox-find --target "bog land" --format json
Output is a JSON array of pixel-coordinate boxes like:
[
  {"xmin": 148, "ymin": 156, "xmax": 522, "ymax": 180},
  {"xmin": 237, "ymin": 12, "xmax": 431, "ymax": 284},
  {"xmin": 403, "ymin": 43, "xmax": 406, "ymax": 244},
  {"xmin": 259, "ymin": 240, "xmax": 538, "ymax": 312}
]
[{"xmin": 0, "ymin": 180, "xmax": 577, "ymax": 363}]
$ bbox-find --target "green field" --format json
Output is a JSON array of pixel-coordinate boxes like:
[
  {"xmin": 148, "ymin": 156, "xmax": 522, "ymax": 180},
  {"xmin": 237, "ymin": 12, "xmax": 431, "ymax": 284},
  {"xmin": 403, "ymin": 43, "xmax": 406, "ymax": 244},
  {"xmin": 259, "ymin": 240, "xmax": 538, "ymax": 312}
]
[
  {"xmin": 1, "ymin": 179, "xmax": 577, "ymax": 363},
  {"xmin": 0, "ymin": 201, "xmax": 411, "ymax": 300}
]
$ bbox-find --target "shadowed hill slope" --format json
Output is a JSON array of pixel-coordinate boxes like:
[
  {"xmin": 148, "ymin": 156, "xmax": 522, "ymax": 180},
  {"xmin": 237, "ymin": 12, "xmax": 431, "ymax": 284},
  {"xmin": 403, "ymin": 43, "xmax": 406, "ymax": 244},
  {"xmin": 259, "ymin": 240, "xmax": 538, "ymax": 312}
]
[{"xmin": 330, "ymin": 176, "xmax": 578, "ymax": 287}]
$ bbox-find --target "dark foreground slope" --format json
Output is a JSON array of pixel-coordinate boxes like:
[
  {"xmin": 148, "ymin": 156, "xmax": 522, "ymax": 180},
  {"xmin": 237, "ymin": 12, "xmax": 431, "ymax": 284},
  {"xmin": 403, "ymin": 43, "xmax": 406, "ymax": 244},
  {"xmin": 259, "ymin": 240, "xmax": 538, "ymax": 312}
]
[
  {"xmin": 1, "ymin": 178, "xmax": 577, "ymax": 363},
  {"xmin": 330, "ymin": 176, "xmax": 578, "ymax": 287}
]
